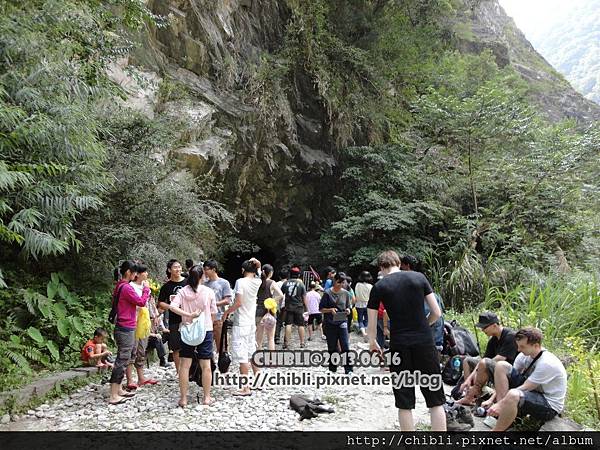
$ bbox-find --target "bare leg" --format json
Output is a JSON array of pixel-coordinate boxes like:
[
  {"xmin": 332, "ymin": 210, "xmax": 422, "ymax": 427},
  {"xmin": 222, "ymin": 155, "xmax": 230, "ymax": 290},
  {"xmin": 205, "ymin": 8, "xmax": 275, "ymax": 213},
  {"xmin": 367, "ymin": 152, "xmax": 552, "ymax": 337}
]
[
  {"xmin": 238, "ymin": 362, "xmax": 251, "ymax": 394},
  {"xmin": 266, "ymin": 326, "xmax": 275, "ymax": 351},
  {"xmin": 213, "ymin": 320, "xmax": 222, "ymax": 355},
  {"xmin": 494, "ymin": 361, "xmax": 512, "ymax": 402},
  {"xmin": 284, "ymin": 325, "xmax": 292, "ymax": 348},
  {"xmin": 398, "ymin": 409, "xmax": 415, "ymax": 431},
  {"xmin": 200, "ymin": 359, "xmax": 212, "ymax": 404},
  {"xmin": 94, "ymin": 344, "xmax": 107, "ymax": 367},
  {"xmin": 430, "ymin": 405, "xmax": 447, "ymax": 431},
  {"xmin": 491, "ymin": 389, "xmax": 520, "ymax": 431},
  {"xmin": 256, "ymin": 323, "xmax": 264, "ymax": 350},
  {"xmin": 298, "ymin": 325, "xmax": 305, "ymax": 346},
  {"xmin": 173, "ymin": 350, "xmax": 180, "ymax": 374},
  {"xmin": 178, "ymin": 357, "xmax": 192, "ymax": 406},
  {"xmin": 125, "ymin": 365, "xmax": 134, "ymax": 386},
  {"xmin": 136, "ymin": 366, "xmax": 146, "ymax": 385},
  {"xmin": 457, "ymin": 359, "xmax": 489, "ymax": 405}
]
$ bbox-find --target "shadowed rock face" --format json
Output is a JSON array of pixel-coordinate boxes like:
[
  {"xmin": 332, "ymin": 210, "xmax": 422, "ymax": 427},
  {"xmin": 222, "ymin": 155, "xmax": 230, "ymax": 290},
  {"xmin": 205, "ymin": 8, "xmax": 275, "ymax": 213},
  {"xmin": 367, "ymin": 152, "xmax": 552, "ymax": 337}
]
[
  {"xmin": 132, "ymin": 0, "xmax": 337, "ymax": 254},
  {"xmin": 116, "ymin": 0, "xmax": 598, "ymax": 258}
]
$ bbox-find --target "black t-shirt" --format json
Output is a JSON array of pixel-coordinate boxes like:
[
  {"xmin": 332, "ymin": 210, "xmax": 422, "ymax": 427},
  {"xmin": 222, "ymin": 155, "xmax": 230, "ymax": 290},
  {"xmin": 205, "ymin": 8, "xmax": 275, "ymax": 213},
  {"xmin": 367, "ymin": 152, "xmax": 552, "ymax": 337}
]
[
  {"xmin": 281, "ymin": 279, "xmax": 306, "ymax": 311},
  {"xmin": 367, "ymin": 271, "xmax": 434, "ymax": 347},
  {"xmin": 158, "ymin": 279, "xmax": 188, "ymax": 326},
  {"xmin": 483, "ymin": 327, "xmax": 518, "ymax": 364}
]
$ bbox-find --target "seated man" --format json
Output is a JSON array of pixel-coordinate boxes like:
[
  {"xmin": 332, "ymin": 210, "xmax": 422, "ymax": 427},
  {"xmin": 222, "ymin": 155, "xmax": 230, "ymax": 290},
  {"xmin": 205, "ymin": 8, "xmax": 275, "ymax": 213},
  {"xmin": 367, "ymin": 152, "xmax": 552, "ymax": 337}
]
[
  {"xmin": 457, "ymin": 312, "xmax": 517, "ymax": 405},
  {"xmin": 81, "ymin": 328, "xmax": 113, "ymax": 368},
  {"xmin": 487, "ymin": 327, "xmax": 567, "ymax": 431}
]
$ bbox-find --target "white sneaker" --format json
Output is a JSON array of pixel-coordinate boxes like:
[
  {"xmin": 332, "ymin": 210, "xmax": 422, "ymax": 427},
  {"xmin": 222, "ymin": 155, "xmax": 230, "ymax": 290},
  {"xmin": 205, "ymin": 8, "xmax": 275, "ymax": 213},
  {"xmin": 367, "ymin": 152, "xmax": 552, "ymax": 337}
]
[{"xmin": 483, "ymin": 416, "xmax": 497, "ymax": 428}]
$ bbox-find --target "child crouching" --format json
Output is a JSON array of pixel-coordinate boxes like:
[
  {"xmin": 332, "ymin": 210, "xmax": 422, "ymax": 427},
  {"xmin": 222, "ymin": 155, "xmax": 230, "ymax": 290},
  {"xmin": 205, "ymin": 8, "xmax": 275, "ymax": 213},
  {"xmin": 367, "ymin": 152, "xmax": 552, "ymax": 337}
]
[{"xmin": 81, "ymin": 328, "xmax": 113, "ymax": 368}]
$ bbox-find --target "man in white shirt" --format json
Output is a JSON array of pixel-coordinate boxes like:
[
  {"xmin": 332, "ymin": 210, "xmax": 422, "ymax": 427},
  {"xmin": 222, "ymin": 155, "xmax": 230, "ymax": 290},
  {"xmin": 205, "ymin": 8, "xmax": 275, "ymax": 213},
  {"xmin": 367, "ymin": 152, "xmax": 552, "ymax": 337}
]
[
  {"xmin": 488, "ymin": 327, "xmax": 567, "ymax": 431},
  {"xmin": 223, "ymin": 257, "xmax": 262, "ymax": 396}
]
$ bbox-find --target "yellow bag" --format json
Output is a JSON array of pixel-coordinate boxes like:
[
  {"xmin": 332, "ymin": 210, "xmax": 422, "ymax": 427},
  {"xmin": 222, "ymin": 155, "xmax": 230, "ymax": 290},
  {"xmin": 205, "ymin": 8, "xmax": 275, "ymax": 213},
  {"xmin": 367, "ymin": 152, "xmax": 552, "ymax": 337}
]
[
  {"xmin": 135, "ymin": 307, "xmax": 151, "ymax": 339},
  {"xmin": 352, "ymin": 307, "xmax": 358, "ymax": 323}
]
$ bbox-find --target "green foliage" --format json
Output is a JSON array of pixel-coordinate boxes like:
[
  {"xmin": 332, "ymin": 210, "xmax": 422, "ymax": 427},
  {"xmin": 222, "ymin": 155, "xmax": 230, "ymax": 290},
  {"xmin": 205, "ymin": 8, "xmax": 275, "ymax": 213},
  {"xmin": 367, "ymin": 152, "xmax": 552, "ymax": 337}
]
[
  {"xmin": 482, "ymin": 274, "xmax": 600, "ymax": 346},
  {"xmin": 320, "ymin": 143, "xmax": 453, "ymax": 267},
  {"xmin": 0, "ymin": 272, "xmax": 111, "ymax": 387},
  {"xmin": 322, "ymin": 46, "xmax": 600, "ymax": 311},
  {"xmin": 70, "ymin": 110, "xmax": 234, "ymax": 280},
  {"xmin": 0, "ymin": 0, "xmax": 160, "ymax": 286}
]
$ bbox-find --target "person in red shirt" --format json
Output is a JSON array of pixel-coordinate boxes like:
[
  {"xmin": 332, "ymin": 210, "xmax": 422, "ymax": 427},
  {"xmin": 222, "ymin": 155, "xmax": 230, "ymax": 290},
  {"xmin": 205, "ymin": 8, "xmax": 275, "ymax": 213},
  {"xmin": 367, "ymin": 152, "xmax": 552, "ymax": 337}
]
[{"xmin": 81, "ymin": 328, "xmax": 112, "ymax": 368}]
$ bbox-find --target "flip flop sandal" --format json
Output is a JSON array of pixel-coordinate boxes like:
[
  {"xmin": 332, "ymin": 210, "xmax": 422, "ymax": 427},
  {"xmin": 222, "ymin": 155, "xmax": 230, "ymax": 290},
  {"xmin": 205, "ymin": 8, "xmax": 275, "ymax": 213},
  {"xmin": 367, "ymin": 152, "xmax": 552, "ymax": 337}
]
[
  {"xmin": 142, "ymin": 379, "xmax": 158, "ymax": 385},
  {"xmin": 109, "ymin": 397, "xmax": 131, "ymax": 405},
  {"xmin": 231, "ymin": 391, "xmax": 252, "ymax": 397},
  {"xmin": 120, "ymin": 392, "xmax": 136, "ymax": 398},
  {"xmin": 125, "ymin": 384, "xmax": 138, "ymax": 390}
]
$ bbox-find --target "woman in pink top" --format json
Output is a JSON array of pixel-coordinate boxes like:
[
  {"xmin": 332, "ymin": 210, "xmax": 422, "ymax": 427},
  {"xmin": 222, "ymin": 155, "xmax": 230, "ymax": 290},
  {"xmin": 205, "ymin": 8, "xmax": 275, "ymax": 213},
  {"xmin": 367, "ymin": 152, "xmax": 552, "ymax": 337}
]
[
  {"xmin": 109, "ymin": 260, "xmax": 150, "ymax": 405},
  {"xmin": 169, "ymin": 266, "xmax": 217, "ymax": 407}
]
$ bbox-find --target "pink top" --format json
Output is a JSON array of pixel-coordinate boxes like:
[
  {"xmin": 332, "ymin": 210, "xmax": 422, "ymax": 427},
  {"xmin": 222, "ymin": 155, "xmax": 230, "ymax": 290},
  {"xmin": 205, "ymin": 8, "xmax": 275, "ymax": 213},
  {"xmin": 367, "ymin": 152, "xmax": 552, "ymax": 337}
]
[
  {"xmin": 114, "ymin": 279, "xmax": 149, "ymax": 329},
  {"xmin": 306, "ymin": 291, "xmax": 321, "ymax": 314},
  {"xmin": 171, "ymin": 285, "xmax": 217, "ymax": 331}
]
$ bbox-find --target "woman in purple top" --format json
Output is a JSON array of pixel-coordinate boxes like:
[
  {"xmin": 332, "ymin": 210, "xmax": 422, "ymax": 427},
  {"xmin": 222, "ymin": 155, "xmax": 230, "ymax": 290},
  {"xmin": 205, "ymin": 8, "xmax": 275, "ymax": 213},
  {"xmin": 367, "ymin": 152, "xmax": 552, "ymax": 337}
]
[{"xmin": 109, "ymin": 260, "xmax": 150, "ymax": 405}]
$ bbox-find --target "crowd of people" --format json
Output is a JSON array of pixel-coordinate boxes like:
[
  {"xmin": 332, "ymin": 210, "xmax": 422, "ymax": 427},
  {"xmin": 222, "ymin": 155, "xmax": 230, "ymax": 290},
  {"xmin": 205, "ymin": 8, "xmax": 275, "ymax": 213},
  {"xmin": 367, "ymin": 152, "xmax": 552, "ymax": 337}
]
[{"xmin": 87, "ymin": 251, "xmax": 567, "ymax": 432}]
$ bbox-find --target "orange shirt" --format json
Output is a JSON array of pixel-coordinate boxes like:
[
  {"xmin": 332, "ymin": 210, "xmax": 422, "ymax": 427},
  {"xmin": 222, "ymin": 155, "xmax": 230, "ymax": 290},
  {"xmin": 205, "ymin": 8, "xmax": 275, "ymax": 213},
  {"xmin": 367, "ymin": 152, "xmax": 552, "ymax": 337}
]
[{"xmin": 81, "ymin": 339, "xmax": 96, "ymax": 361}]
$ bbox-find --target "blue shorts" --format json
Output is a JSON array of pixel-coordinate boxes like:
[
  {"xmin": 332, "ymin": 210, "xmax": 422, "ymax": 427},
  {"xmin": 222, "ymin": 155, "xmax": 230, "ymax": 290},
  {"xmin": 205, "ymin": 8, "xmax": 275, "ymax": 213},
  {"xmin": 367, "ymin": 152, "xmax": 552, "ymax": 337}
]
[{"xmin": 180, "ymin": 331, "xmax": 214, "ymax": 359}]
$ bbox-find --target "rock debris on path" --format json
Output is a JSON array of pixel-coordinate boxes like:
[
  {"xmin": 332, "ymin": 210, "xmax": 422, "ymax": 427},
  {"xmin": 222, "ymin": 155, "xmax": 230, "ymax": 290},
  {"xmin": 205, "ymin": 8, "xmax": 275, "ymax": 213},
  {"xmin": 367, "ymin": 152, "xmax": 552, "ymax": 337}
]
[{"xmin": 1, "ymin": 333, "xmax": 436, "ymax": 431}]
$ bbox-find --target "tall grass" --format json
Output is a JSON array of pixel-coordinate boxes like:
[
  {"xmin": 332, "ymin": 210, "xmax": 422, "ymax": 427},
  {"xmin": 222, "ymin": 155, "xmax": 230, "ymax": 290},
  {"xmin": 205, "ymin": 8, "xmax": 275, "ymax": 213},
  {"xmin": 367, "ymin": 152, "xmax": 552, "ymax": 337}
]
[
  {"xmin": 444, "ymin": 273, "xmax": 600, "ymax": 429},
  {"xmin": 482, "ymin": 274, "xmax": 600, "ymax": 347}
]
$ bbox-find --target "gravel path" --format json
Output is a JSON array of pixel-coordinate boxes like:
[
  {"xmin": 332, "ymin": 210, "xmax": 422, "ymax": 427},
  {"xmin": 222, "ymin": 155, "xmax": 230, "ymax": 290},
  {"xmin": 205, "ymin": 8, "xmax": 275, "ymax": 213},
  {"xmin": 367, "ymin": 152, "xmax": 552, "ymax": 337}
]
[{"xmin": 1, "ymin": 332, "xmax": 438, "ymax": 431}]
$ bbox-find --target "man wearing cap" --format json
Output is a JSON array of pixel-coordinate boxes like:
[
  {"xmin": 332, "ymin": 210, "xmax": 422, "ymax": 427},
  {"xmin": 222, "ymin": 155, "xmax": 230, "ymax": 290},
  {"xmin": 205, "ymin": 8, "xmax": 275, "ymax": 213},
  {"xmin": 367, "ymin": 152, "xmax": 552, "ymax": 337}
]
[
  {"xmin": 456, "ymin": 311, "xmax": 518, "ymax": 406},
  {"xmin": 281, "ymin": 266, "xmax": 307, "ymax": 349}
]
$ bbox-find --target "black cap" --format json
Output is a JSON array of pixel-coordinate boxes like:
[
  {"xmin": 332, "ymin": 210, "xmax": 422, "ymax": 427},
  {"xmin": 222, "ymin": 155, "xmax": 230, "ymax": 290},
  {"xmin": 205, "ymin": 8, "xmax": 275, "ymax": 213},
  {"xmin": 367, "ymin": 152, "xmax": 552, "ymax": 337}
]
[{"xmin": 476, "ymin": 311, "xmax": 500, "ymax": 328}]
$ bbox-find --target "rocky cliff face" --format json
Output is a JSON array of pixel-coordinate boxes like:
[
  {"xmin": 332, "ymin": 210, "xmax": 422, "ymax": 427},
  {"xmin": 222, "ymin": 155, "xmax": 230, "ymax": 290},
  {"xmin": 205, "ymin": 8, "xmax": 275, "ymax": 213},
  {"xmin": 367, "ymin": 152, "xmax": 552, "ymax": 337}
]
[
  {"xmin": 455, "ymin": 0, "xmax": 600, "ymax": 122},
  {"xmin": 111, "ymin": 0, "xmax": 598, "ymax": 261},
  {"xmin": 120, "ymin": 0, "xmax": 336, "ymax": 259}
]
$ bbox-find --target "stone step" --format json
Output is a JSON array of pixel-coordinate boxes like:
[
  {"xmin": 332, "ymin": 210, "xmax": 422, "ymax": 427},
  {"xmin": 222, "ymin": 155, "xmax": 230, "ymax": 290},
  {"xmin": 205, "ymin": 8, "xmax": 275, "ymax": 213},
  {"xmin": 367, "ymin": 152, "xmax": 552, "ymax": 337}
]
[{"xmin": 0, "ymin": 367, "xmax": 101, "ymax": 408}]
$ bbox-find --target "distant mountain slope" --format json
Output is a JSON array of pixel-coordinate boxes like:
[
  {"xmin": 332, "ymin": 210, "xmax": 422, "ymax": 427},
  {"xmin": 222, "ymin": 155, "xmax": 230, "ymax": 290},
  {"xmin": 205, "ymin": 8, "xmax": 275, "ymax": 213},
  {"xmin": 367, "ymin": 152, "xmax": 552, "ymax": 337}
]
[
  {"xmin": 526, "ymin": 0, "xmax": 600, "ymax": 105},
  {"xmin": 455, "ymin": 0, "xmax": 600, "ymax": 123}
]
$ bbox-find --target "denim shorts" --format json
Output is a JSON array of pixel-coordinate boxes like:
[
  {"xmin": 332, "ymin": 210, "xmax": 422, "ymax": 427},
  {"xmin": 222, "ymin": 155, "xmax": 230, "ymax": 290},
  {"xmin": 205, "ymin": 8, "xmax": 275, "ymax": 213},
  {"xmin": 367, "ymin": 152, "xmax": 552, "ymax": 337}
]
[
  {"xmin": 180, "ymin": 331, "xmax": 214, "ymax": 359},
  {"xmin": 518, "ymin": 390, "xmax": 558, "ymax": 422}
]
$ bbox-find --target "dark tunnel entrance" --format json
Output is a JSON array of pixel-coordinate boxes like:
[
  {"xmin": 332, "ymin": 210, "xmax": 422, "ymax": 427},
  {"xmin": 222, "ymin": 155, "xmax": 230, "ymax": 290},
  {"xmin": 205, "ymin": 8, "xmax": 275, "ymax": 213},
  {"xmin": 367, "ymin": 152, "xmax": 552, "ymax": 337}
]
[{"xmin": 221, "ymin": 246, "xmax": 279, "ymax": 286}]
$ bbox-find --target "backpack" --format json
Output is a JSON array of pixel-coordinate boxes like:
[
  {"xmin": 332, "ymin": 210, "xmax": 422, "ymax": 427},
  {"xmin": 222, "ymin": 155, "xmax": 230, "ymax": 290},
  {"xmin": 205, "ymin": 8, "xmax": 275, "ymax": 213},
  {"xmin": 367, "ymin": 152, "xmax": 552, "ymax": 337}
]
[
  {"xmin": 218, "ymin": 318, "xmax": 232, "ymax": 373},
  {"xmin": 189, "ymin": 350, "xmax": 216, "ymax": 387},
  {"xmin": 256, "ymin": 279, "xmax": 273, "ymax": 317},
  {"xmin": 443, "ymin": 320, "xmax": 479, "ymax": 357},
  {"xmin": 289, "ymin": 395, "xmax": 335, "ymax": 421},
  {"xmin": 442, "ymin": 355, "xmax": 464, "ymax": 386},
  {"xmin": 108, "ymin": 283, "xmax": 126, "ymax": 324},
  {"xmin": 283, "ymin": 280, "xmax": 303, "ymax": 310}
]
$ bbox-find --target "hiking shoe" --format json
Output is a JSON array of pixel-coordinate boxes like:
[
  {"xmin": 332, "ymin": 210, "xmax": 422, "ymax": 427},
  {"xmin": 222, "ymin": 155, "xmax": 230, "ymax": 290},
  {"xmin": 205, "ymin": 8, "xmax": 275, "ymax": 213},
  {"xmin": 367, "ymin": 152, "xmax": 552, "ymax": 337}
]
[{"xmin": 446, "ymin": 416, "xmax": 473, "ymax": 431}]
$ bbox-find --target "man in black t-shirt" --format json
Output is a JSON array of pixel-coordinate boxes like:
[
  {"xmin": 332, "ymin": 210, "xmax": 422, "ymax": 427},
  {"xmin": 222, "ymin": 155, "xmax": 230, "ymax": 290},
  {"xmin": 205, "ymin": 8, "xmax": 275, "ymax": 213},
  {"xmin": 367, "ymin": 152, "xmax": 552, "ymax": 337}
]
[
  {"xmin": 281, "ymin": 267, "xmax": 306, "ymax": 349},
  {"xmin": 157, "ymin": 260, "xmax": 188, "ymax": 373},
  {"xmin": 457, "ymin": 311, "xmax": 518, "ymax": 406},
  {"xmin": 367, "ymin": 250, "xmax": 446, "ymax": 431}
]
